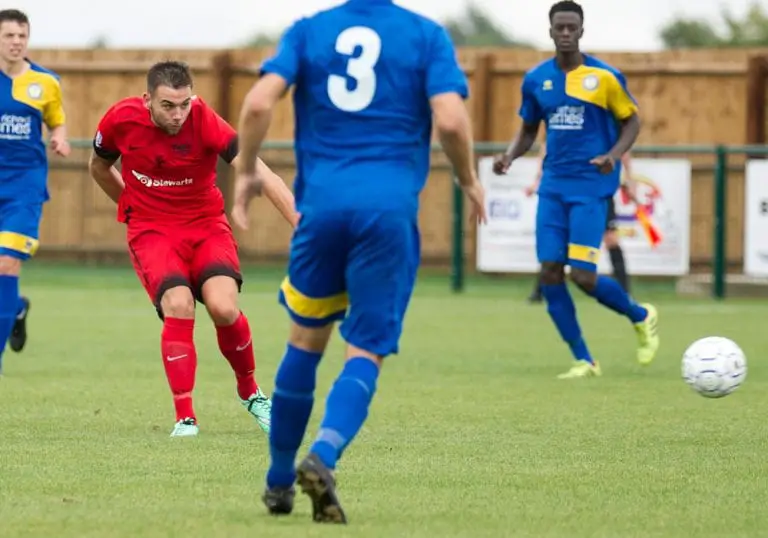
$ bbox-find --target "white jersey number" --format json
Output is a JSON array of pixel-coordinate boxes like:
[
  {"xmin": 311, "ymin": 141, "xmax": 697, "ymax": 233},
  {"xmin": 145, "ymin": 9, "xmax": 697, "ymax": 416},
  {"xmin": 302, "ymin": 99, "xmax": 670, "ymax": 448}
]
[{"xmin": 327, "ymin": 26, "xmax": 381, "ymax": 112}]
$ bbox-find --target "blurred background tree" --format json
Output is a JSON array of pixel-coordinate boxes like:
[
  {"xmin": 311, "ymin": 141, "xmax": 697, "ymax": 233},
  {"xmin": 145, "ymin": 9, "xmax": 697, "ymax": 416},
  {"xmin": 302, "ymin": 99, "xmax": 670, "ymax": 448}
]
[
  {"xmin": 243, "ymin": 3, "xmax": 532, "ymax": 48},
  {"xmin": 442, "ymin": 3, "xmax": 533, "ymax": 47},
  {"xmin": 660, "ymin": 1, "xmax": 768, "ymax": 48}
]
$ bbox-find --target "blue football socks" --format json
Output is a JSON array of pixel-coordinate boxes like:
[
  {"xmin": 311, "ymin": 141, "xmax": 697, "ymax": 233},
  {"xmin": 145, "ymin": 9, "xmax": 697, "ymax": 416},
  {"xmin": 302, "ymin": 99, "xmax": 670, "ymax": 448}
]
[
  {"xmin": 310, "ymin": 357, "xmax": 380, "ymax": 470},
  {"xmin": 541, "ymin": 282, "xmax": 593, "ymax": 364},
  {"xmin": 266, "ymin": 344, "xmax": 323, "ymax": 488},
  {"xmin": 590, "ymin": 275, "xmax": 648, "ymax": 323},
  {"xmin": 0, "ymin": 275, "xmax": 20, "ymax": 373}
]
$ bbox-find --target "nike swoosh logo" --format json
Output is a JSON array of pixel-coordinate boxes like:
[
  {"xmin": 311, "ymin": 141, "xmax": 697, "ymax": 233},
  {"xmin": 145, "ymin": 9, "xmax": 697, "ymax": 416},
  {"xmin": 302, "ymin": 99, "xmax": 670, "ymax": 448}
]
[
  {"xmin": 166, "ymin": 354, "xmax": 188, "ymax": 362},
  {"xmin": 236, "ymin": 339, "xmax": 252, "ymax": 352}
]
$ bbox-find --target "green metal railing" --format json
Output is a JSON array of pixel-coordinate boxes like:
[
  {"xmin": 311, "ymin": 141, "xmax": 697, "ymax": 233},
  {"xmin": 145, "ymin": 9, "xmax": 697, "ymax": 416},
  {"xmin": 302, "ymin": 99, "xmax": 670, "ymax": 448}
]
[{"xmin": 68, "ymin": 139, "xmax": 763, "ymax": 299}]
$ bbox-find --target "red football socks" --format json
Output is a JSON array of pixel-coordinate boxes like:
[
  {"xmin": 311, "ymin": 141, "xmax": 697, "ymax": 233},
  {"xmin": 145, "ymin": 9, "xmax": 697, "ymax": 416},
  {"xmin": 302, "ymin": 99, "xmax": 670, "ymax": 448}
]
[
  {"xmin": 161, "ymin": 317, "xmax": 198, "ymax": 421},
  {"xmin": 216, "ymin": 312, "xmax": 258, "ymax": 400}
]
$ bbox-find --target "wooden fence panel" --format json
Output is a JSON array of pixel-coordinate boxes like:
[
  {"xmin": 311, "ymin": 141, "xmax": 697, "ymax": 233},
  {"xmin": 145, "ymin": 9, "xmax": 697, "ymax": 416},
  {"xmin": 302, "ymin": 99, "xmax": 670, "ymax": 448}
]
[{"xmin": 28, "ymin": 46, "xmax": 768, "ymax": 268}]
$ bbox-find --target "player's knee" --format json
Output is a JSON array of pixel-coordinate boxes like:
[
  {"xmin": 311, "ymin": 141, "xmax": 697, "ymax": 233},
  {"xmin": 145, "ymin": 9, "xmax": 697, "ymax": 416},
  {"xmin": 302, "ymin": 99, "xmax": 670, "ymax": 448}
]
[
  {"xmin": 570, "ymin": 268, "xmax": 597, "ymax": 292},
  {"xmin": 345, "ymin": 345, "xmax": 384, "ymax": 368},
  {"xmin": 540, "ymin": 262, "xmax": 565, "ymax": 285},
  {"xmin": 289, "ymin": 321, "xmax": 334, "ymax": 354},
  {"xmin": 200, "ymin": 275, "xmax": 240, "ymax": 325},
  {"xmin": 160, "ymin": 286, "xmax": 195, "ymax": 319},
  {"xmin": 205, "ymin": 296, "xmax": 240, "ymax": 326},
  {"xmin": 0, "ymin": 255, "xmax": 22, "ymax": 276},
  {"xmin": 604, "ymin": 230, "xmax": 619, "ymax": 248}
]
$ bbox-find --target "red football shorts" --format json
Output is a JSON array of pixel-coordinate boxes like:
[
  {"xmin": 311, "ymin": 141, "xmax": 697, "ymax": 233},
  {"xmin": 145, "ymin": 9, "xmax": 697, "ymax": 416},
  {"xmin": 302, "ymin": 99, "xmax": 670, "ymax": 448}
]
[{"xmin": 127, "ymin": 214, "xmax": 242, "ymax": 317}]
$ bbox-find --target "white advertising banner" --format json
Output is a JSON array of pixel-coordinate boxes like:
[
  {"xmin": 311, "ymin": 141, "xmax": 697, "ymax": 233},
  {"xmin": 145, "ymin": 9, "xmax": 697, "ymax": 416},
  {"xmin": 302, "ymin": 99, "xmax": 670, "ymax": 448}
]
[
  {"xmin": 744, "ymin": 160, "xmax": 768, "ymax": 276},
  {"xmin": 476, "ymin": 157, "xmax": 691, "ymax": 276}
]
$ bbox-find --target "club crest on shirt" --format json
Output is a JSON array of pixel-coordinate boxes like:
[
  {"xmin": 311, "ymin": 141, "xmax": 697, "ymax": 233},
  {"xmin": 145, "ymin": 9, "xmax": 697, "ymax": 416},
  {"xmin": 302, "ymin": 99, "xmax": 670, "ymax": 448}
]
[
  {"xmin": 26, "ymin": 83, "xmax": 43, "ymax": 100},
  {"xmin": 582, "ymin": 75, "xmax": 599, "ymax": 91}
]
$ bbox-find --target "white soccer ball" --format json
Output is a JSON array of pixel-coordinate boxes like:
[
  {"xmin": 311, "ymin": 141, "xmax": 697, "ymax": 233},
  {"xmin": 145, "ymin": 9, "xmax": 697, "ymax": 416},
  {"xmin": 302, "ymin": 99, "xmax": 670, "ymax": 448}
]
[{"xmin": 681, "ymin": 336, "xmax": 747, "ymax": 398}]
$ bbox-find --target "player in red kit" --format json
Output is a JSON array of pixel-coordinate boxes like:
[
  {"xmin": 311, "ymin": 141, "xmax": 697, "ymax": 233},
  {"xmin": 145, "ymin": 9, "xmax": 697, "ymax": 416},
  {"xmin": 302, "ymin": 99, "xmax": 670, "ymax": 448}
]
[{"xmin": 88, "ymin": 61, "xmax": 298, "ymax": 437}]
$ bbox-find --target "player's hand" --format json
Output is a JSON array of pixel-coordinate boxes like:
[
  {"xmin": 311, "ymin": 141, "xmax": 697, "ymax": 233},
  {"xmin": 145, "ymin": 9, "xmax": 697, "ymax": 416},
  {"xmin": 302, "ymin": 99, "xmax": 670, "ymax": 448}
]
[
  {"xmin": 524, "ymin": 184, "xmax": 537, "ymax": 197},
  {"xmin": 461, "ymin": 179, "xmax": 487, "ymax": 225},
  {"xmin": 231, "ymin": 173, "xmax": 261, "ymax": 230},
  {"xmin": 590, "ymin": 154, "xmax": 616, "ymax": 174},
  {"xmin": 492, "ymin": 153, "xmax": 512, "ymax": 175},
  {"xmin": 50, "ymin": 137, "xmax": 70, "ymax": 157},
  {"xmin": 620, "ymin": 183, "xmax": 638, "ymax": 204}
]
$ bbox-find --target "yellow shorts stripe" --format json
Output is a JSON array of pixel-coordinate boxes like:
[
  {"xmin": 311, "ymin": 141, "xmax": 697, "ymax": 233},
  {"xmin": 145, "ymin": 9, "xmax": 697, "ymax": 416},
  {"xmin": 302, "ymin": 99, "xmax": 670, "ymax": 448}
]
[
  {"xmin": 280, "ymin": 277, "xmax": 348, "ymax": 320},
  {"xmin": 568, "ymin": 243, "xmax": 600, "ymax": 264},
  {"xmin": 0, "ymin": 231, "xmax": 39, "ymax": 256}
]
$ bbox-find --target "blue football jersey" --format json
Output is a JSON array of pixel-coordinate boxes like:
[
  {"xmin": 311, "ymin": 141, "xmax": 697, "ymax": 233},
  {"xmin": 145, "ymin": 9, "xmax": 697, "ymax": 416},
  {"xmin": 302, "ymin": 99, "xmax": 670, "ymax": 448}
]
[
  {"xmin": 260, "ymin": 0, "xmax": 468, "ymax": 215},
  {"xmin": 0, "ymin": 61, "xmax": 65, "ymax": 202},
  {"xmin": 519, "ymin": 55, "xmax": 638, "ymax": 198}
]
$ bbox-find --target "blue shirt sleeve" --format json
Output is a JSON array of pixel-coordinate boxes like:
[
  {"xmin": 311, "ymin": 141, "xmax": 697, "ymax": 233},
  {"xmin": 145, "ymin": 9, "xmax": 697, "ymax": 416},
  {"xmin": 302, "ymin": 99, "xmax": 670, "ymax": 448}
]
[
  {"xmin": 518, "ymin": 74, "xmax": 543, "ymax": 125},
  {"xmin": 426, "ymin": 26, "xmax": 469, "ymax": 99},
  {"xmin": 259, "ymin": 19, "xmax": 304, "ymax": 86}
]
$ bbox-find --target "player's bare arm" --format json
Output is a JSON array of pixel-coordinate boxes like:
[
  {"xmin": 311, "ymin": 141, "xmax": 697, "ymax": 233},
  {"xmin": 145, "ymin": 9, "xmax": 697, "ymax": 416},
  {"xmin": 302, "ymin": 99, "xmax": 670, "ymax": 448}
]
[
  {"xmin": 431, "ymin": 92, "xmax": 487, "ymax": 224},
  {"xmin": 235, "ymin": 73, "xmax": 289, "ymax": 185},
  {"xmin": 230, "ymin": 155, "xmax": 298, "ymax": 230},
  {"xmin": 493, "ymin": 121, "xmax": 540, "ymax": 175},
  {"xmin": 591, "ymin": 114, "xmax": 641, "ymax": 174},
  {"xmin": 620, "ymin": 153, "xmax": 640, "ymax": 203},
  {"xmin": 88, "ymin": 152, "xmax": 125, "ymax": 203},
  {"xmin": 47, "ymin": 123, "xmax": 69, "ymax": 157},
  {"xmin": 525, "ymin": 139, "xmax": 546, "ymax": 196},
  {"xmin": 48, "ymin": 124, "xmax": 70, "ymax": 157}
]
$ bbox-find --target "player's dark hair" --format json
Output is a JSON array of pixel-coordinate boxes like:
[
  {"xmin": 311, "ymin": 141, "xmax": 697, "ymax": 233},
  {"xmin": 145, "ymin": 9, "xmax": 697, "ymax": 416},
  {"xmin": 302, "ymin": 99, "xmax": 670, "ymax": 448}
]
[
  {"xmin": 147, "ymin": 61, "xmax": 193, "ymax": 94},
  {"xmin": 0, "ymin": 9, "xmax": 30, "ymax": 26},
  {"xmin": 549, "ymin": 1, "xmax": 583, "ymax": 23}
]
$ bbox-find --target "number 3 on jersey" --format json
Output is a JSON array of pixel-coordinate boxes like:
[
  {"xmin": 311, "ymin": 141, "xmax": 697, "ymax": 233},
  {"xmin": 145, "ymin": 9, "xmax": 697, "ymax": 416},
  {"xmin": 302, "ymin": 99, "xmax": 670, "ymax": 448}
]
[{"xmin": 328, "ymin": 26, "xmax": 382, "ymax": 113}]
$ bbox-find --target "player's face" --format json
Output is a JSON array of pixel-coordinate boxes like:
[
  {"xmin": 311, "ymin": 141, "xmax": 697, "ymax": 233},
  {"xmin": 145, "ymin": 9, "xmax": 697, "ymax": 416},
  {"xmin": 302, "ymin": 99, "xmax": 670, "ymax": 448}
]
[
  {"xmin": 144, "ymin": 85, "xmax": 193, "ymax": 135},
  {"xmin": 549, "ymin": 12, "xmax": 583, "ymax": 53},
  {"xmin": 0, "ymin": 21, "xmax": 29, "ymax": 64}
]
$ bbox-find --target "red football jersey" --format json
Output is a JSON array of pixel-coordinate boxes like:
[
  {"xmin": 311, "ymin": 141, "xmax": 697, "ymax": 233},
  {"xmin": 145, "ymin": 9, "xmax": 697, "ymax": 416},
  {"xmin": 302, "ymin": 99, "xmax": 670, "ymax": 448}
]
[{"xmin": 92, "ymin": 96, "xmax": 237, "ymax": 224}]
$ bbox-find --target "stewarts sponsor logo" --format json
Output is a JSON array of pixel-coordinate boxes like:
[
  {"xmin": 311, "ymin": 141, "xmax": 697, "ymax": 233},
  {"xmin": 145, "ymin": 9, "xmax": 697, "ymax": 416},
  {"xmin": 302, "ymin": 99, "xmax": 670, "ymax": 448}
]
[{"xmin": 131, "ymin": 170, "xmax": 193, "ymax": 188}]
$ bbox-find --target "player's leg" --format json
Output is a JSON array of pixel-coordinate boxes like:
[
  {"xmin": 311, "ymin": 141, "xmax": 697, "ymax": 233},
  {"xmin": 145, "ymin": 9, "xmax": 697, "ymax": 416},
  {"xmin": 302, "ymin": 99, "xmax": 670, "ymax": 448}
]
[
  {"xmin": 535, "ymin": 195, "xmax": 597, "ymax": 378},
  {"xmin": 128, "ymin": 229, "xmax": 199, "ymax": 436},
  {"xmin": 528, "ymin": 266, "xmax": 543, "ymax": 303},
  {"xmin": 0, "ymin": 200, "xmax": 42, "ymax": 374},
  {"xmin": 262, "ymin": 213, "xmax": 349, "ymax": 517},
  {"xmin": 297, "ymin": 212, "xmax": 419, "ymax": 524},
  {"xmin": 189, "ymin": 218, "xmax": 271, "ymax": 433},
  {"xmin": 10, "ymin": 295, "xmax": 30, "ymax": 353},
  {"xmin": 568, "ymin": 198, "xmax": 659, "ymax": 366},
  {"xmin": 604, "ymin": 198, "xmax": 630, "ymax": 292}
]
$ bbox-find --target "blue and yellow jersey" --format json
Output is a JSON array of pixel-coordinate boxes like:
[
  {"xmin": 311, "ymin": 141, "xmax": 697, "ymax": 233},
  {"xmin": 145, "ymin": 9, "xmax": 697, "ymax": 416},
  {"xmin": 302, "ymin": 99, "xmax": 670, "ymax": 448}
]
[
  {"xmin": 260, "ymin": 0, "xmax": 468, "ymax": 217},
  {"xmin": 519, "ymin": 55, "xmax": 638, "ymax": 198},
  {"xmin": 0, "ymin": 60, "xmax": 65, "ymax": 201}
]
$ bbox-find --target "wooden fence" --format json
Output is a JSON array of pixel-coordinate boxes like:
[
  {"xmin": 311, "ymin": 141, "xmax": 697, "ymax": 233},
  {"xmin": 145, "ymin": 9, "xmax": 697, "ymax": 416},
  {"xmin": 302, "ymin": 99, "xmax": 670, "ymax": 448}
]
[{"xmin": 29, "ymin": 47, "xmax": 768, "ymax": 269}]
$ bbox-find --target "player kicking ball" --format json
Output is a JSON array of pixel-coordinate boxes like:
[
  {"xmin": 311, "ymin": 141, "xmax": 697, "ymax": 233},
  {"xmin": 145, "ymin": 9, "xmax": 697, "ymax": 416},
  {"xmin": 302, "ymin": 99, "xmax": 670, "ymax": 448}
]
[
  {"xmin": 88, "ymin": 61, "xmax": 299, "ymax": 436},
  {"xmin": 493, "ymin": 1, "xmax": 659, "ymax": 379}
]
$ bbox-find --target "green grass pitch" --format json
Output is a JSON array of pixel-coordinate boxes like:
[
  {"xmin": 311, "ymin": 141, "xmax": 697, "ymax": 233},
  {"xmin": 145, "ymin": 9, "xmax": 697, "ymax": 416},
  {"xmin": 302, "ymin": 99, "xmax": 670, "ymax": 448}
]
[{"xmin": 1, "ymin": 263, "xmax": 766, "ymax": 538}]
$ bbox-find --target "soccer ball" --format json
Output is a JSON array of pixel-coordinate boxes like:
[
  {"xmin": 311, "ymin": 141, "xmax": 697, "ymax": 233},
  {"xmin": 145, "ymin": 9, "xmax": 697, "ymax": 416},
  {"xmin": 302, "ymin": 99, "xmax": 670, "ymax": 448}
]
[{"xmin": 681, "ymin": 336, "xmax": 747, "ymax": 398}]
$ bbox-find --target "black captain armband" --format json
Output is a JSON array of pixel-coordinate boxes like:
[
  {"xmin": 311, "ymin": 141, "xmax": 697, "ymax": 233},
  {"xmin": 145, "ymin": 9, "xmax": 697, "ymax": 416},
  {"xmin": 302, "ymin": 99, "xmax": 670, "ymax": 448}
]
[
  {"xmin": 92, "ymin": 139, "xmax": 121, "ymax": 161},
  {"xmin": 220, "ymin": 136, "xmax": 239, "ymax": 164}
]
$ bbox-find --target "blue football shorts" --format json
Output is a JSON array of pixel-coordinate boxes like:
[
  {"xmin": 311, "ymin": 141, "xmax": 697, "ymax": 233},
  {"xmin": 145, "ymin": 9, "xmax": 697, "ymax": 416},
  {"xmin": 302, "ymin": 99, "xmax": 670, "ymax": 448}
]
[
  {"xmin": 278, "ymin": 209, "xmax": 420, "ymax": 357},
  {"xmin": 0, "ymin": 198, "xmax": 43, "ymax": 260},
  {"xmin": 535, "ymin": 192, "xmax": 609, "ymax": 271}
]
